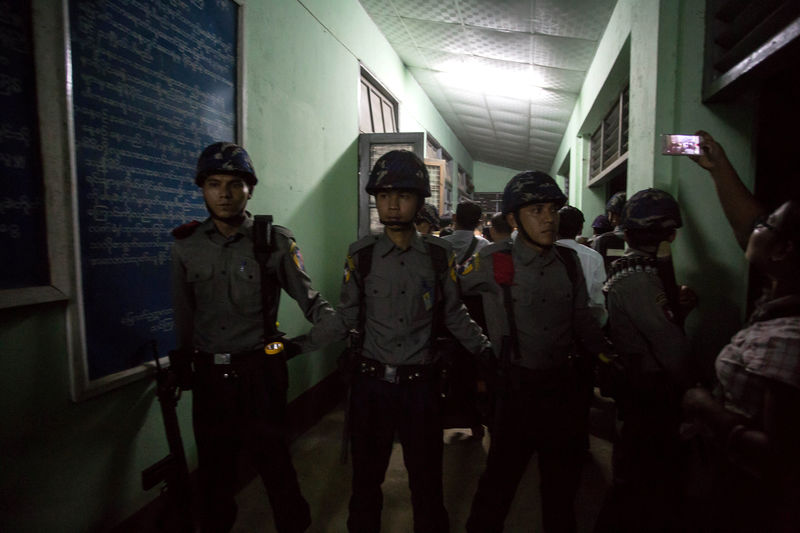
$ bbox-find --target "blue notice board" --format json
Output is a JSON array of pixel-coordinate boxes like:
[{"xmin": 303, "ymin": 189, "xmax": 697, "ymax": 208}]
[
  {"xmin": 69, "ymin": 0, "xmax": 238, "ymax": 381},
  {"xmin": 0, "ymin": 2, "xmax": 49, "ymax": 290}
]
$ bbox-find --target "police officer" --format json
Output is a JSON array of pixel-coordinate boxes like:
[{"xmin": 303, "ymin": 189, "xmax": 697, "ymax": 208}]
[
  {"xmin": 415, "ymin": 203, "xmax": 441, "ymax": 235},
  {"xmin": 593, "ymin": 188, "xmax": 693, "ymax": 533},
  {"xmin": 311, "ymin": 150, "xmax": 490, "ymax": 532},
  {"xmin": 461, "ymin": 171, "xmax": 609, "ymax": 533},
  {"xmin": 592, "ymin": 191, "xmax": 627, "ymax": 273},
  {"xmin": 170, "ymin": 142, "xmax": 335, "ymax": 532}
]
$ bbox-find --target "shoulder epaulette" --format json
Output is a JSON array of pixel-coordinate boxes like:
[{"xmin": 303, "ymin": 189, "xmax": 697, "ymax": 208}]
[
  {"xmin": 481, "ymin": 240, "xmax": 511, "ymax": 256},
  {"xmin": 171, "ymin": 221, "xmax": 201, "ymax": 239},
  {"xmin": 348, "ymin": 234, "xmax": 380, "ymax": 255},
  {"xmin": 272, "ymin": 225, "xmax": 293, "ymax": 239},
  {"xmin": 421, "ymin": 234, "xmax": 450, "ymax": 250},
  {"xmin": 604, "ymin": 255, "xmax": 658, "ymax": 292}
]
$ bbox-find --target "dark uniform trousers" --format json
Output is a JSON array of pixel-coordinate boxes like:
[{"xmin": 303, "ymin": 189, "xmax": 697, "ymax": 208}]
[
  {"xmin": 593, "ymin": 372, "xmax": 686, "ymax": 533},
  {"xmin": 466, "ymin": 363, "xmax": 587, "ymax": 533},
  {"xmin": 192, "ymin": 351, "xmax": 311, "ymax": 533},
  {"xmin": 348, "ymin": 373, "xmax": 448, "ymax": 533}
]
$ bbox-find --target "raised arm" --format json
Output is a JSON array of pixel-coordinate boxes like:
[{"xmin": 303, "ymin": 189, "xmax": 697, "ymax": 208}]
[{"xmin": 690, "ymin": 130, "xmax": 767, "ymax": 250}]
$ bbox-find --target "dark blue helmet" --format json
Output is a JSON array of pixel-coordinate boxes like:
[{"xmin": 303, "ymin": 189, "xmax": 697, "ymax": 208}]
[
  {"xmin": 605, "ymin": 191, "xmax": 627, "ymax": 215},
  {"xmin": 366, "ymin": 150, "xmax": 431, "ymax": 197},
  {"xmin": 415, "ymin": 203, "xmax": 440, "ymax": 228},
  {"xmin": 501, "ymin": 171, "xmax": 566, "ymax": 214},
  {"xmin": 195, "ymin": 142, "xmax": 257, "ymax": 188},
  {"xmin": 621, "ymin": 188, "xmax": 683, "ymax": 230},
  {"xmin": 591, "ymin": 214, "xmax": 612, "ymax": 232}
]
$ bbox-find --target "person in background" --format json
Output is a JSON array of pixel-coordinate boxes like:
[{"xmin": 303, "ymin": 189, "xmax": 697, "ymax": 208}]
[
  {"xmin": 415, "ymin": 203, "xmax": 440, "ymax": 235},
  {"xmin": 442, "ymin": 200, "xmax": 491, "ymax": 268},
  {"xmin": 441, "ymin": 200, "xmax": 492, "ymax": 442},
  {"xmin": 438, "ymin": 212, "xmax": 454, "ymax": 237},
  {"xmin": 488, "ymin": 211, "xmax": 513, "ymax": 242},
  {"xmin": 556, "ymin": 205, "xmax": 607, "ymax": 326},
  {"xmin": 681, "ymin": 131, "xmax": 800, "ymax": 532},
  {"xmin": 169, "ymin": 142, "xmax": 336, "ymax": 533},
  {"xmin": 592, "ymin": 193, "xmax": 627, "ymax": 273},
  {"xmin": 586, "ymin": 214, "xmax": 612, "ymax": 248}
]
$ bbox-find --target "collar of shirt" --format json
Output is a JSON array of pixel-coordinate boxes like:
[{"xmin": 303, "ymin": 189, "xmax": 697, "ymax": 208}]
[
  {"xmin": 375, "ymin": 230, "xmax": 428, "ymax": 258},
  {"xmin": 513, "ymin": 239, "xmax": 556, "ymax": 267},
  {"xmin": 202, "ymin": 211, "xmax": 254, "ymax": 245}
]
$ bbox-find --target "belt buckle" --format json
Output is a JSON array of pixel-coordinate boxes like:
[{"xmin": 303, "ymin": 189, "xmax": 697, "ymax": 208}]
[
  {"xmin": 214, "ymin": 353, "xmax": 231, "ymax": 365},
  {"xmin": 383, "ymin": 364, "xmax": 398, "ymax": 384}
]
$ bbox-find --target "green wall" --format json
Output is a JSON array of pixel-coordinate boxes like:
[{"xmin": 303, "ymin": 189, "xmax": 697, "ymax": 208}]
[
  {"xmin": 0, "ymin": 1, "xmax": 478, "ymax": 531},
  {"xmin": 552, "ymin": 0, "xmax": 757, "ymax": 371},
  {"xmin": 473, "ymin": 161, "xmax": 521, "ymax": 193}
]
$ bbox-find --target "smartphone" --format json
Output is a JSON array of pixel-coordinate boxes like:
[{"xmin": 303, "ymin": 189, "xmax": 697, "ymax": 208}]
[{"xmin": 661, "ymin": 134, "xmax": 701, "ymax": 156}]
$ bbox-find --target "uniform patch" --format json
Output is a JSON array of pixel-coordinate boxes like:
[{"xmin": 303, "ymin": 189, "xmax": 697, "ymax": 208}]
[
  {"xmin": 344, "ymin": 256, "xmax": 356, "ymax": 284},
  {"xmin": 460, "ymin": 254, "xmax": 478, "ymax": 276},
  {"xmin": 290, "ymin": 242, "xmax": 305, "ymax": 272},
  {"xmin": 422, "ymin": 279, "xmax": 434, "ymax": 311}
]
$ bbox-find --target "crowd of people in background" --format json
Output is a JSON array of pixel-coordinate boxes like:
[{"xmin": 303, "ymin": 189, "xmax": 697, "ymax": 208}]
[{"xmin": 170, "ymin": 131, "xmax": 799, "ymax": 532}]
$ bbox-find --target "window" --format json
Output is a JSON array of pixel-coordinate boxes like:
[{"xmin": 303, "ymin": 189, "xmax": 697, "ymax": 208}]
[
  {"xmin": 472, "ymin": 192, "xmax": 503, "ymax": 216},
  {"xmin": 359, "ymin": 69, "xmax": 398, "ymax": 133},
  {"xmin": 589, "ymin": 87, "xmax": 629, "ymax": 184},
  {"xmin": 703, "ymin": 0, "xmax": 800, "ymax": 102}
]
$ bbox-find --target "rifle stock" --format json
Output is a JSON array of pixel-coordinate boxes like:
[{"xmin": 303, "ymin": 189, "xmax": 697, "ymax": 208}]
[{"xmin": 141, "ymin": 342, "xmax": 193, "ymax": 532}]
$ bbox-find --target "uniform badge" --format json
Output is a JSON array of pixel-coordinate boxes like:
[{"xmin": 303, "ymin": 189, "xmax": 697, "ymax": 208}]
[
  {"xmin": 422, "ymin": 279, "xmax": 434, "ymax": 311},
  {"xmin": 290, "ymin": 242, "xmax": 305, "ymax": 272},
  {"xmin": 344, "ymin": 256, "xmax": 356, "ymax": 284},
  {"xmin": 459, "ymin": 254, "xmax": 478, "ymax": 276}
]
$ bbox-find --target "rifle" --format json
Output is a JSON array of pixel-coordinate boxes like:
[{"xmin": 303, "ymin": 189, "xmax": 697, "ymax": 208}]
[
  {"xmin": 141, "ymin": 341, "xmax": 193, "ymax": 532},
  {"xmin": 656, "ymin": 241, "xmax": 685, "ymax": 327}
]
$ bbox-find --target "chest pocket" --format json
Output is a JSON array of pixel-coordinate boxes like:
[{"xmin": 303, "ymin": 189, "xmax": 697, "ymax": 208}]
[
  {"xmin": 186, "ymin": 261, "xmax": 215, "ymax": 307},
  {"xmin": 364, "ymin": 277, "xmax": 392, "ymax": 322},
  {"xmin": 186, "ymin": 262, "xmax": 213, "ymax": 283},
  {"xmin": 231, "ymin": 256, "xmax": 262, "ymax": 315},
  {"xmin": 513, "ymin": 281, "xmax": 572, "ymax": 336}
]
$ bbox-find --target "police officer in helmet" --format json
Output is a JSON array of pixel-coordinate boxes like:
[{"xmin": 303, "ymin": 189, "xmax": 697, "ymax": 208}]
[
  {"xmin": 593, "ymin": 191, "xmax": 627, "ymax": 273},
  {"xmin": 461, "ymin": 171, "xmax": 609, "ymax": 533},
  {"xmin": 594, "ymin": 188, "xmax": 694, "ymax": 533},
  {"xmin": 170, "ymin": 142, "xmax": 336, "ymax": 532},
  {"xmin": 308, "ymin": 150, "xmax": 490, "ymax": 532}
]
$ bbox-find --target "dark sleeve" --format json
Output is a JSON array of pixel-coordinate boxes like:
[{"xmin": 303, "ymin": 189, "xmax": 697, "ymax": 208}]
[
  {"xmin": 274, "ymin": 233, "xmax": 347, "ymax": 348},
  {"xmin": 170, "ymin": 244, "xmax": 194, "ymax": 351}
]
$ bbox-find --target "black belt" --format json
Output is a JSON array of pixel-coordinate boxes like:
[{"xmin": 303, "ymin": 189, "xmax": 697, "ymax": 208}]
[
  {"xmin": 354, "ymin": 356, "xmax": 438, "ymax": 384},
  {"xmin": 193, "ymin": 348, "xmax": 266, "ymax": 365}
]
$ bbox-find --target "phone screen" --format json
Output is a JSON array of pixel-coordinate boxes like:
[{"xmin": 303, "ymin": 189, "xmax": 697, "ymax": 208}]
[{"xmin": 661, "ymin": 134, "xmax": 701, "ymax": 156}]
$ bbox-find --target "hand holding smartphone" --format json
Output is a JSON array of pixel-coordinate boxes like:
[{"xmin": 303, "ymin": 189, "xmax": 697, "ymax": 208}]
[{"xmin": 661, "ymin": 134, "xmax": 701, "ymax": 156}]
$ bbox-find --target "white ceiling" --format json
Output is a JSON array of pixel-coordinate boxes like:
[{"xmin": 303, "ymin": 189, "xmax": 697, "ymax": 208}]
[{"xmin": 358, "ymin": 0, "xmax": 617, "ymax": 172}]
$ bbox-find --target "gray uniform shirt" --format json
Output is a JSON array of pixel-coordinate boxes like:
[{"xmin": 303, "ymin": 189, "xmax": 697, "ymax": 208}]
[
  {"xmin": 315, "ymin": 231, "xmax": 489, "ymax": 366},
  {"xmin": 171, "ymin": 214, "xmax": 335, "ymax": 353},
  {"xmin": 605, "ymin": 249, "xmax": 691, "ymax": 385},
  {"xmin": 459, "ymin": 240, "xmax": 607, "ymax": 371}
]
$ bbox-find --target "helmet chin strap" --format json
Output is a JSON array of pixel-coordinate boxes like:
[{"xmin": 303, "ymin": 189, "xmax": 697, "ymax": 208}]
[{"xmin": 379, "ymin": 218, "xmax": 416, "ymax": 230}]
